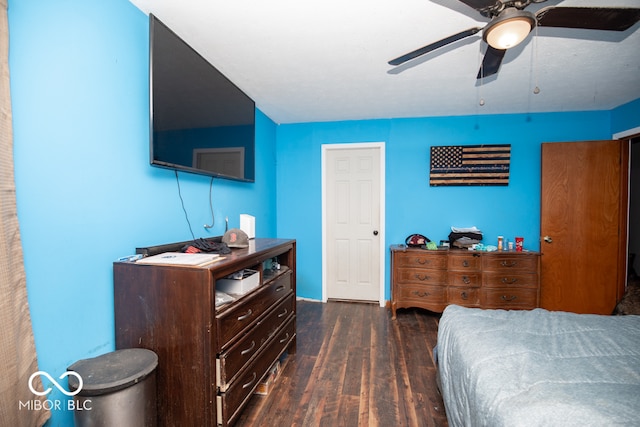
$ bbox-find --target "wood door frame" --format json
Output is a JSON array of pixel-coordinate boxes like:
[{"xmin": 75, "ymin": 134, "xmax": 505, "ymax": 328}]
[
  {"xmin": 321, "ymin": 142, "xmax": 386, "ymax": 307},
  {"xmin": 613, "ymin": 126, "xmax": 640, "ymax": 299},
  {"xmin": 617, "ymin": 140, "xmax": 629, "ymax": 304}
]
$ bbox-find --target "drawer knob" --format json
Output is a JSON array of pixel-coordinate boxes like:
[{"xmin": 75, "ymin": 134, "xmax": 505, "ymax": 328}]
[
  {"xmin": 242, "ymin": 372, "xmax": 257, "ymax": 389},
  {"xmin": 237, "ymin": 309, "xmax": 253, "ymax": 321},
  {"xmin": 462, "ymin": 276, "xmax": 470, "ymax": 284},
  {"xmin": 279, "ymin": 332, "xmax": 290, "ymax": 344},
  {"xmin": 500, "ymin": 261, "xmax": 518, "ymax": 267},
  {"xmin": 240, "ymin": 340, "xmax": 256, "ymax": 356},
  {"xmin": 501, "ymin": 277, "xmax": 518, "ymax": 284},
  {"xmin": 415, "ymin": 258, "xmax": 430, "ymax": 265},
  {"xmin": 412, "ymin": 290, "xmax": 431, "ymax": 298},
  {"xmin": 415, "ymin": 273, "xmax": 431, "ymax": 281},
  {"xmin": 462, "ymin": 260, "xmax": 469, "ymax": 267},
  {"xmin": 460, "ymin": 291, "xmax": 468, "ymax": 300},
  {"xmin": 501, "ymin": 295, "xmax": 517, "ymax": 302}
]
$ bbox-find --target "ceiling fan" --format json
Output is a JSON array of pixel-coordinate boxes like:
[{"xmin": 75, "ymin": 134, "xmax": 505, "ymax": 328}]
[{"xmin": 388, "ymin": 0, "xmax": 640, "ymax": 79}]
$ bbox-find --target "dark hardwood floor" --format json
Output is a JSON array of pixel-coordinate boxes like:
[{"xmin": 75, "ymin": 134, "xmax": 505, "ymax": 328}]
[{"xmin": 235, "ymin": 300, "xmax": 449, "ymax": 427}]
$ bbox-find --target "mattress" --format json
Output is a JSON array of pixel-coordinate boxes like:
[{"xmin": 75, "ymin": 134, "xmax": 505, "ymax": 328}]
[{"xmin": 437, "ymin": 305, "xmax": 640, "ymax": 427}]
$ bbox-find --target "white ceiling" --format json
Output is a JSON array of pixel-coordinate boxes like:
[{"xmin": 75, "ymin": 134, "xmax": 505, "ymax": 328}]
[{"xmin": 129, "ymin": 0, "xmax": 640, "ymax": 124}]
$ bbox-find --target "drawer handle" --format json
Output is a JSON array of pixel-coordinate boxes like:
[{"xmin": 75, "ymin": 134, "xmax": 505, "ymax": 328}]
[
  {"xmin": 415, "ymin": 258, "xmax": 430, "ymax": 265},
  {"xmin": 500, "ymin": 261, "xmax": 518, "ymax": 267},
  {"xmin": 501, "ymin": 277, "xmax": 518, "ymax": 284},
  {"xmin": 241, "ymin": 340, "xmax": 256, "ymax": 356},
  {"xmin": 412, "ymin": 290, "xmax": 431, "ymax": 298},
  {"xmin": 242, "ymin": 372, "xmax": 257, "ymax": 389},
  {"xmin": 275, "ymin": 285, "xmax": 286, "ymax": 292},
  {"xmin": 462, "ymin": 275, "xmax": 470, "ymax": 284},
  {"xmin": 462, "ymin": 260, "xmax": 469, "ymax": 267},
  {"xmin": 278, "ymin": 308, "xmax": 288, "ymax": 318},
  {"xmin": 237, "ymin": 309, "xmax": 253, "ymax": 321},
  {"xmin": 460, "ymin": 291, "xmax": 468, "ymax": 300},
  {"xmin": 415, "ymin": 274, "xmax": 431, "ymax": 281},
  {"xmin": 501, "ymin": 295, "xmax": 517, "ymax": 302},
  {"xmin": 279, "ymin": 332, "xmax": 290, "ymax": 344}
]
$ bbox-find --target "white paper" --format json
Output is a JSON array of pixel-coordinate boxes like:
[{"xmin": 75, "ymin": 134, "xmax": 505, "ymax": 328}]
[
  {"xmin": 451, "ymin": 226, "xmax": 482, "ymax": 233},
  {"xmin": 136, "ymin": 252, "xmax": 222, "ymax": 267}
]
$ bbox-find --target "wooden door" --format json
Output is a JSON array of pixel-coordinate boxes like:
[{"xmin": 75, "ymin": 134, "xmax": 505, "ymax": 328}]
[
  {"xmin": 324, "ymin": 145, "xmax": 382, "ymax": 302},
  {"xmin": 540, "ymin": 140, "xmax": 628, "ymax": 314}
]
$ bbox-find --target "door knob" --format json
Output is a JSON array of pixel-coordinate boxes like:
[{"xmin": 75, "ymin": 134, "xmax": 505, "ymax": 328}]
[
  {"xmin": 373, "ymin": 230, "xmax": 379, "ymax": 236},
  {"xmin": 543, "ymin": 236, "xmax": 553, "ymax": 243}
]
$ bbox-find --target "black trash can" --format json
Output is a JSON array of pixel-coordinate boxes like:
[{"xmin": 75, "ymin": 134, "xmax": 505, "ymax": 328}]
[{"xmin": 67, "ymin": 348, "xmax": 158, "ymax": 427}]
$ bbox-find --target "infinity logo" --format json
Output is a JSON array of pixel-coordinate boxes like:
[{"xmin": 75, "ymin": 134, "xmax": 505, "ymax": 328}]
[{"xmin": 28, "ymin": 371, "xmax": 83, "ymax": 397}]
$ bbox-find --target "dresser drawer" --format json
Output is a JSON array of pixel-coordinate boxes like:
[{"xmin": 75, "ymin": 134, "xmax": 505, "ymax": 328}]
[
  {"xmin": 482, "ymin": 254, "xmax": 538, "ymax": 272},
  {"xmin": 447, "ymin": 253, "xmax": 481, "ymax": 271},
  {"xmin": 396, "ymin": 268, "xmax": 447, "ymax": 285},
  {"xmin": 394, "ymin": 252, "xmax": 448, "ymax": 269},
  {"xmin": 396, "ymin": 284, "xmax": 447, "ymax": 305},
  {"xmin": 447, "ymin": 287, "xmax": 480, "ymax": 306},
  {"xmin": 217, "ymin": 317, "xmax": 295, "ymax": 426},
  {"xmin": 216, "ymin": 271, "xmax": 292, "ymax": 350},
  {"xmin": 483, "ymin": 272, "xmax": 538, "ymax": 288},
  {"xmin": 481, "ymin": 288, "xmax": 538, "ymax": 309},
  {"xmin": 448, "ymin": 271, "xmax": 481, "ymax": 287},
  {"xmin": 217, "ymin": 293, "xmax": 294, "ymax": 391}
]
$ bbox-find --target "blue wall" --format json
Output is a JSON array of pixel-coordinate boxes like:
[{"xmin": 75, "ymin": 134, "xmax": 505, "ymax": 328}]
[
  {"xmin": 277, "ymin": 108, "xmax": 639, "ymax": 301},
  {"xmin": 9, "ymin": 1, "xmax": 277, "ymax": 425},
  {"xmin": 612, "ymin": 97, "xmax": 640, "ymax": 135}
]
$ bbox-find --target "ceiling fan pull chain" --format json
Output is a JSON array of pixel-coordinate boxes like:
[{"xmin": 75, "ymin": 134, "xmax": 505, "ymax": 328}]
[
  {"xmin": 533, "ymin": 24, "xmax": 540, "ymax": 95},
  {"xmin": 478, "ymin": 48, "xmax": 485, "ymax": 107}
]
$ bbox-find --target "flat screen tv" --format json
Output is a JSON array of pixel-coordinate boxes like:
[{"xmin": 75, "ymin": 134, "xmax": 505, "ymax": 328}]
[{"xmin": 149, "ymin": 14, "xmax": 255, "ymax": 182}]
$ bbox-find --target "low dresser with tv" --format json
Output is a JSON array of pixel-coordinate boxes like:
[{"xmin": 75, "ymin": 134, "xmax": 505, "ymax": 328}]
[{"xmin": 114, "ymin": 238, "xmax": 296, "ymax": 426}]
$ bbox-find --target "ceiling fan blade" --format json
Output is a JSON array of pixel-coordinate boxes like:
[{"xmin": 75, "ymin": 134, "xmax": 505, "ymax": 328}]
[
  {"xmin": 456, "ymin": 0, "xmax": 501, "ymax": 14},
  {"xmin": 388, "ymin": 27, "xmax": 482, "ymax": 66},
  {"xmin": 537, "ymin": 7, "xmax": 640, "ymax": 31},
  {"xmin": 476, "ymin": 46, "xmax": 506, "ymax": 79}
]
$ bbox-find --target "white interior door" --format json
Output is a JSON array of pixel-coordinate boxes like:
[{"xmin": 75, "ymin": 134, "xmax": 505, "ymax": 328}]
[{"xmin": 322, "ymin": 143, "xmax": 384, "ymax": 304}]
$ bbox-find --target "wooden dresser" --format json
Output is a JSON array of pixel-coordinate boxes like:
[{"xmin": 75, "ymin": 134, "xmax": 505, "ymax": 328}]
[
  {"xmin": 114, "ymin": 238, "xmax": 296, "ymax": 427},
  {"xmin": 390, "ymin": 245, "xmax": 539, "ymax": 318}
]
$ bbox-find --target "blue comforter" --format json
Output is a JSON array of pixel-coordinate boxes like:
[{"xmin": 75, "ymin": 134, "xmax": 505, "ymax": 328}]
[{"xmin": 437, "ymin": 305, "xmax": 640, "ymax": 427}]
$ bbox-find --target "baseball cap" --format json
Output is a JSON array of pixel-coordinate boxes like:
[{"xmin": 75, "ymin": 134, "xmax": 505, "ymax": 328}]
[{"xmin": 222, "ymin": 228, "xmax": 250, "ymax": 248}]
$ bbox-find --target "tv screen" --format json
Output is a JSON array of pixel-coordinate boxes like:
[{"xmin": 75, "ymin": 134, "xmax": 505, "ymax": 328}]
[{"xmin": 149, "ymin": 14, "xmax": 255, "ymax": 182}]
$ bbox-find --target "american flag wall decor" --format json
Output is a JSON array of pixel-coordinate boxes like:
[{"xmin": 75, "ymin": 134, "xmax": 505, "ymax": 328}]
[{"xmin": 429, "ymin": 144, "xmax": 511, "ymax": 186}]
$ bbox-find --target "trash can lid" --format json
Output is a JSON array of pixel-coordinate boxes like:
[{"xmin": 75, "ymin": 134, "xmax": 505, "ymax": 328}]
[{"xmin": 67, "ymin": 348, "xmax": 158, "ymax": 396}]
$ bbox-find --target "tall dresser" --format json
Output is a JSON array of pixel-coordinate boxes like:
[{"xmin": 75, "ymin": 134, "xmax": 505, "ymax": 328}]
[
  {"xmin": 390, "ymin": 245, "xmax": 539, "ymax": 318},
  {"xmin": 114, "ymin": 238, "xmax": 296, "ymax": 427}
]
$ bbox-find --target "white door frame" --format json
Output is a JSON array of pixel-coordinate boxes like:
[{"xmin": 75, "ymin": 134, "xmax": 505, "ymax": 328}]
[{"xmin": 321, "ymin": 142, "xmax": 386, "ymax": 307}]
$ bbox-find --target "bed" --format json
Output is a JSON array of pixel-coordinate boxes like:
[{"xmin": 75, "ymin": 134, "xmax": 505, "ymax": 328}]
[{"xmin": 436, "ymin": 305, "xmax": 640, "ymax": 427}]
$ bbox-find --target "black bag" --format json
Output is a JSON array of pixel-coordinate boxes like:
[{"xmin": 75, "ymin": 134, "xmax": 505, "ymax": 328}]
[{"xmin": 405, "ymin": 234, "xmax": 430, "ymax": 247}]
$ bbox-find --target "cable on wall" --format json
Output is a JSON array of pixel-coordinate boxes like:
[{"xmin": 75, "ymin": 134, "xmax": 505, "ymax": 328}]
[
  {"xmin": 204, "ymin": 177, "xmax": 215, "ymax": 229},
  {"xmin": 175, "ymin": 170, "xmax": 196, "ymax": 240}
]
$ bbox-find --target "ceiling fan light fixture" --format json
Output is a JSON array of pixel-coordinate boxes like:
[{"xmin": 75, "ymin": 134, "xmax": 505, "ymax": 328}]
[{"xmin": 484, "ymin": 8, "xmax": 536, "ymax": 50}]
